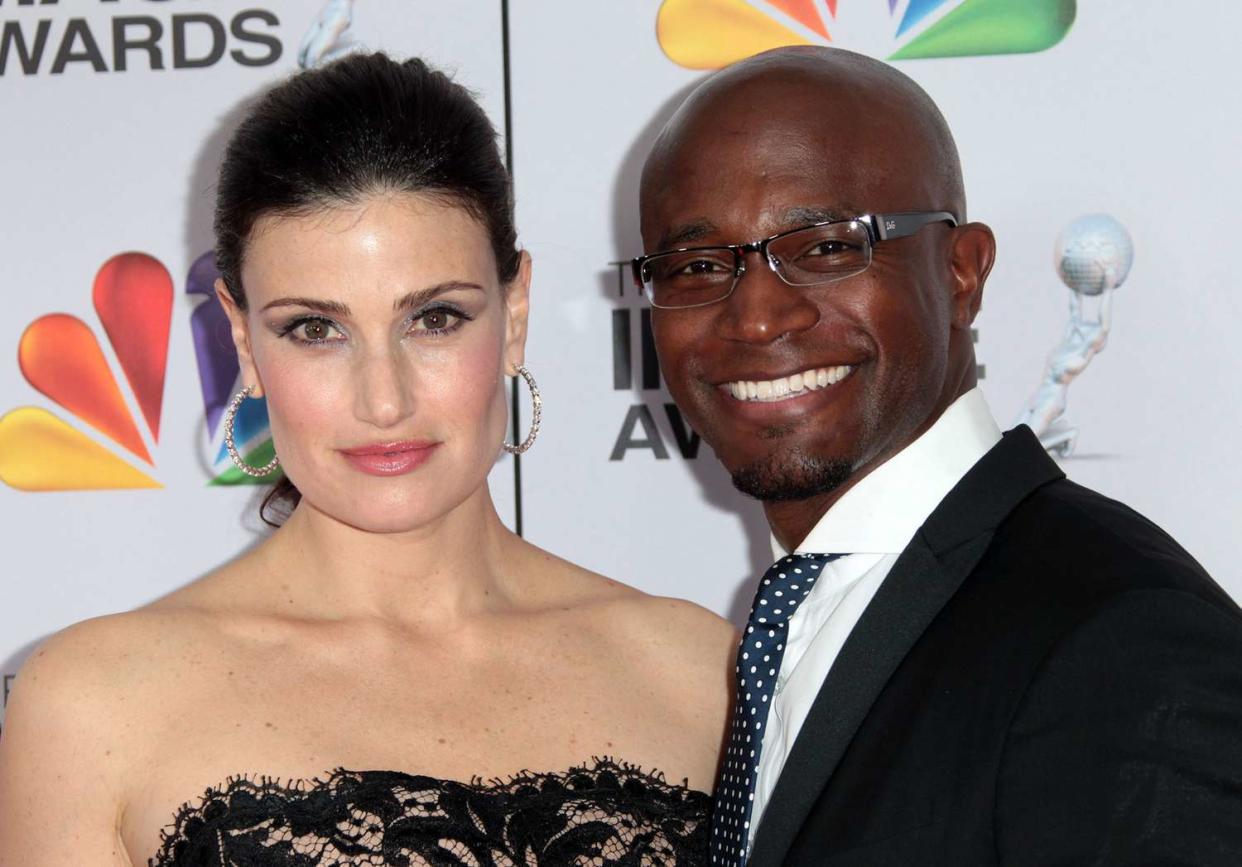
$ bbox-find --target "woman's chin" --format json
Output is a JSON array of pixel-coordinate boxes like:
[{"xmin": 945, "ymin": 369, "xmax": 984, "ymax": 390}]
[{"xmin": 292, "ymin": 485, "xmax": 485, "ymax": 536}]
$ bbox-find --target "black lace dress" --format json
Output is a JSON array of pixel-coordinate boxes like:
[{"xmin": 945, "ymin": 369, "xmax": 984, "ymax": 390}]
[{"xmin": 150, "ymin": 758, "xmax": 710, "ymax": 866}]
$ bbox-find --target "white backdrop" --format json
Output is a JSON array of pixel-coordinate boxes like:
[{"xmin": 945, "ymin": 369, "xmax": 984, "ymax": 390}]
[{"xmin": 3, "ymin": 1, "xmax": 1240, "ymax": 732}]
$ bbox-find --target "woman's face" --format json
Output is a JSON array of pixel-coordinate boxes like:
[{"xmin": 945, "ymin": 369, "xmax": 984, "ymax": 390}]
[{"xmin": 218, "ymin": 192, "xmax": 530, "ymax": 533}]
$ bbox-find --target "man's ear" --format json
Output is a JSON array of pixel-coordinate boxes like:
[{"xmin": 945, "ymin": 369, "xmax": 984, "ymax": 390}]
[
  {"xmin": 947, "ymin": 222, "xmax": 996, "ymax": 330},
  {"xmin": 501, "ymin": 251, "xmax": 532, "ymax": 375},
  {"xmin": 214, "ymin": 278, "xmax": 264, "ymax": 397}
]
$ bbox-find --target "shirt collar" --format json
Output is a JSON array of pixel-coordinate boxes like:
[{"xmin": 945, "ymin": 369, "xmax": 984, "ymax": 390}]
[{"xmin": 772, "ymin": 388, "xmax": 1002, "ymax": 557}]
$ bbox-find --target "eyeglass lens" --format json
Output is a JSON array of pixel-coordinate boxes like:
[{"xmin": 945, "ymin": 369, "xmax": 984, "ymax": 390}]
[{"xmin": 641, "ymin": 221, "xmax": 873, "ymax": 308}]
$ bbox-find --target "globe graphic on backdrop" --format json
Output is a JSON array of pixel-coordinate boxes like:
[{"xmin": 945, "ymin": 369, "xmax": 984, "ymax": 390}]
[{"xmin": 1054, "ymin": 214, "xmax": 1134, "ymax": 296}]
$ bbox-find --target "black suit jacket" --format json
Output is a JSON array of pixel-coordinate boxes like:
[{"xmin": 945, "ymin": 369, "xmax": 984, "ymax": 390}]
[{"xmin": 748, "ymin": 426, "xmax": 1242, "ymax": 866}]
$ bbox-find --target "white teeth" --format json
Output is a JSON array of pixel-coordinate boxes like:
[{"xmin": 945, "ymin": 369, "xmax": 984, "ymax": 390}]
[{"xmin": 724, "ymin": 365, "xmax": 854, "ymax": 402}]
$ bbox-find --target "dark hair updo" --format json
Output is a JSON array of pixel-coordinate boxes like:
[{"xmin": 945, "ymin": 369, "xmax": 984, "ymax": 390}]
[{"xmin": 213, "ymin": 52, "xmax": 518, "ymax": 524}]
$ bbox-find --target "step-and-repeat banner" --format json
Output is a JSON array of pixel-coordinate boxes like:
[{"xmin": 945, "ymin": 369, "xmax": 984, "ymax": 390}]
[{"xmin": 3, "ymin": 1, "xmax": 1239, "ymax": 731}]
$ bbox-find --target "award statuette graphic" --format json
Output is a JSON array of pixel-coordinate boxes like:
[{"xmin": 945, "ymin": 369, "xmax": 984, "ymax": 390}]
[
  {"xmin": 1015, "ymin": 214, "xmax": 1134, "ymax": 457},
  {"xmin": 299, "ymin": 0, "xmax": 357, "ymax": 69}
]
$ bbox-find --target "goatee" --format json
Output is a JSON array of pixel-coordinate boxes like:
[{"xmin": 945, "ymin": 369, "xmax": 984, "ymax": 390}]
[{"xmin": 731, "ymin": 450, "xmax": 852, "ymax": 502}]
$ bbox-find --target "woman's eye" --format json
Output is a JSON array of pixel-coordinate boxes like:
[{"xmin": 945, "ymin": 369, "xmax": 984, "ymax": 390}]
[
  {"xmin": 420, "ymin": 310, "xmax": 450, "ymax": 330},
  {"xmin": 413, "ymin": 306, "xmax": 466, "ymax": 333},
  {"xmin": 287, "ymin": 317, "xmax": 343, "ymax": 342}
]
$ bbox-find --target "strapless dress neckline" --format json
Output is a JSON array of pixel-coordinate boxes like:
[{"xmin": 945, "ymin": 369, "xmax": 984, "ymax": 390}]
[{"xmin": 150, "ymin": 756, "xmax": 710, "ymax": 866}]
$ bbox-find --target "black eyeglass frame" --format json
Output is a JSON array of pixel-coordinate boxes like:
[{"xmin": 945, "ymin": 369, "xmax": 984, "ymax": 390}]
[{"xmin": 630, "ymin": 211, "xmax": 958, "ymax": 310}]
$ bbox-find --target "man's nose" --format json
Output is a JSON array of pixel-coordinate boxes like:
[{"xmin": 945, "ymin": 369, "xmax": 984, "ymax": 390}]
[
  {"xmin": 353, "ymin": 345, "xmax": 414, "ymax": 430},
  {"xmin": 715, "ymin": 252, "xmax": 819, "ymax": 344}
]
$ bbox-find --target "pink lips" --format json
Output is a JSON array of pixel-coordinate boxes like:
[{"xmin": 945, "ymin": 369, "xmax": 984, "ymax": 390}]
[{"xmin": 339, "ymin": 440, "xmax": 439, "ymax": 476}]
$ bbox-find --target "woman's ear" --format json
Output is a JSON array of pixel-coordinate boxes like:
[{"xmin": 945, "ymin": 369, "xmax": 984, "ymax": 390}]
[
  {"xmin": 214, "ymin": 278, "xmax": 264, "ymax": 397},
  {"xmin": 502, "ymin": 251, "xmax": 532, "ymax": 374}
]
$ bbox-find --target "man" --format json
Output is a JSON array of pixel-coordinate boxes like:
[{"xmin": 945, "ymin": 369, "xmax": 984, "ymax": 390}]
[{"xmin": 635, "ymin": 47, "xmax": 1242, "ymax": 865}]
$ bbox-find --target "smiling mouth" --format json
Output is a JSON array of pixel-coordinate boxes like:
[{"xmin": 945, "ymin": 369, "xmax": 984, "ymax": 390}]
[{"xmin": 721, "ymin": 365, "xmax": 856, "ymax": 402}]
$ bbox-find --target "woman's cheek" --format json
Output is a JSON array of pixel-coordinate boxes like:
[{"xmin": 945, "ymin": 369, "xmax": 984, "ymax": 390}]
[
  {"xmin": 423, "ymin": 327, "xmax": 509, "ymax": 446},
  {"xmin": 253, "ymin": 343, "xmax": 347, "ymax": 467}
]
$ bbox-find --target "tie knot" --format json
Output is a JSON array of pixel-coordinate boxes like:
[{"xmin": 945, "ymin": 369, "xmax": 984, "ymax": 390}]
[{"xmin": 747, "ymin": 553, "xmax": 841, "ymax": 628}]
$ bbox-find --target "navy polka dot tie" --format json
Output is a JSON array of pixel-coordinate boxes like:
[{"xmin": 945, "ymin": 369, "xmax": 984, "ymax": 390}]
[{"xmin": 711, "ymin": 552, "xmax": 844, "ymax": 866}]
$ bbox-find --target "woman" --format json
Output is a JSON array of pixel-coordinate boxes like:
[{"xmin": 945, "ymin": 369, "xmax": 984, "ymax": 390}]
[{"xmin": 0, "ymin": 53, "xmax": 734, "ymax": 865}]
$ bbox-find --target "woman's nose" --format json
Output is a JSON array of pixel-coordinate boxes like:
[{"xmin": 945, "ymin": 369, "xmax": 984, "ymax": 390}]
[{"xmin": 352, "ymin": 346, "xmax": 413, "ymax": 429}]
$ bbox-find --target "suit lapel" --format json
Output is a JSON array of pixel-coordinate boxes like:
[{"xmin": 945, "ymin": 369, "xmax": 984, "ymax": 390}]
[{"xmin": 746, "ymin": 427, "xmax": 1063, "ymax": 867}]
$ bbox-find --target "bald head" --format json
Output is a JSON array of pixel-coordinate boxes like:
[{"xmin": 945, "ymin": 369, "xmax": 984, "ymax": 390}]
[{"xmin": 640, "ymin": 46, "xmax": 966, "ymax": 240}]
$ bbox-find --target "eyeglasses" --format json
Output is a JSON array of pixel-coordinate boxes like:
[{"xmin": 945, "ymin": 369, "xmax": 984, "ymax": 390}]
[{"xmin": 631, "ymin": 211, "xmax": 958, "ymax": 310}]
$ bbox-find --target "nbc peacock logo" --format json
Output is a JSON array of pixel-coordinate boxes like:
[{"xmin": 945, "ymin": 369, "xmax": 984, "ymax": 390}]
[
  {"xmin": 656, "ymin": 0, "xmax": 1076, "ymax": 69},
  {"xmin": 185, "ymin": 251, "xmax": 278, "ymax": 488},
  {"xmin": 0, "ymin": 252, "xmax": 277, "ymax": 492}
]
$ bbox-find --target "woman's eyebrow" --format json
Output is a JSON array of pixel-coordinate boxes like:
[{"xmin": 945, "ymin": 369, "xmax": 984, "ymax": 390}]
[
  {"xmin": 260, "ymin": 297, "xmax": 351, "ymax": 316},
  {"xmin": 258, "ymin": 281, "xmax": 485, "ymax": 316},
  {"xmin": 393, "ymin": 281, "xmax": 485, "ymax": 312}
]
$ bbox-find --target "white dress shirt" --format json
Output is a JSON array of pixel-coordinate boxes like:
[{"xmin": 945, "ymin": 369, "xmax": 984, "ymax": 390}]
[{"xmin": 747, "ymin": 387, "xmax": 1002, "ymax": 846}]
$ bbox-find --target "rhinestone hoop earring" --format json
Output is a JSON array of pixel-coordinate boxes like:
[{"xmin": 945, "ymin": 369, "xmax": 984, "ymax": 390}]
[
  {"xmin": 503, "ymin": 364, "xmax": 541, "ymax": 455},
  {"xmin": 224, "ymin": 385, "xmax": 280, "ymax": 478}
]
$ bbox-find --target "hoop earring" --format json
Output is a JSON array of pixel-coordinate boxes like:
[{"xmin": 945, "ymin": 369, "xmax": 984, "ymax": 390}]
[
  {"xmin": 503, "ymin": 364, "xmax": 541, "ymax": 455},
  {"xmin": 224, "ymin": 385, "xmax": 280, "ymax": 478}
]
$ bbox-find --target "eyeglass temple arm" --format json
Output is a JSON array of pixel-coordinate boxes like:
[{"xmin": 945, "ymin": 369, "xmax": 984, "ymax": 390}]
[
  {"xmin": 630, "ymin": 257, "xmax": 646, "ymax": 288},
  {"xmin": 873, "ymin": 211, "xmax": 959, "ymax": 241}
]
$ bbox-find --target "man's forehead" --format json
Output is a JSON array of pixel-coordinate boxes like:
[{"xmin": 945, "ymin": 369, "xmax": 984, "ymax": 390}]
[
  {"xmin": 641, "ymin": 47, "xmax": 963, "ymax": 235},
  {"xmin": 644, "ymin": 102, "xmax": 912, "ymax": 201},
  {"xmin": 651, "ymin": 204, "xmax": 865, "ymax": 251},
  {"xmin": 641, "ymin": 122, "xmax": 944, "ymax": 250},
  {"xmin": 642, "ymin": 137, "xmax": 892, "ymax": 242},
  {"xmin": 666, "ymin": 117, "xmax": 917, "ymax": 191}
]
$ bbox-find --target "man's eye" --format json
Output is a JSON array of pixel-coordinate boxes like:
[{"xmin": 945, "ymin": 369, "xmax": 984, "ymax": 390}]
[
  {"xmin": 677, "ymin": 259, "xmax": 728, "ymax": 276},
  {"xmin": 806, "ymin": 241, "xmax": 850, "ymax": 256}
]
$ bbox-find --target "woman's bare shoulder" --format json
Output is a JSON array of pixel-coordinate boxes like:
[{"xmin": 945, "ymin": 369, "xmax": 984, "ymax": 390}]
[
  {"xmin": 534, "ymin": 555, "xmax": 736, "ymax": 661},
  {"xmin": 516, "ymin": 541, "xmax": 725, "ymax": 613},
  {"xmin": 608, "ymin": 590, "xmax": 738, "ymax": 659},
  {"xmin": 3, "ymin": 587, "xmax": 246, "ymax": 743},
  {"xmin": 514, "ymin": 540, "xmax": 736, "ymax": 644},
  {"xmin": 506, "ymin": 541, "xmax": 636, "ymax": 607},
  {"xmin": 0, "ymin": 609, "xmax": 217, "ymax": 862},
  {"xmin": 7, "ymin": 607, "xmax": 213, "ymax": 716}
]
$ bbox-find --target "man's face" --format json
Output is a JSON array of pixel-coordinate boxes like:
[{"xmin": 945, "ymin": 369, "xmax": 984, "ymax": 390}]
[{"xmin": 643, "ymin": 84, "xmax": 961, "ymax": 501}]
